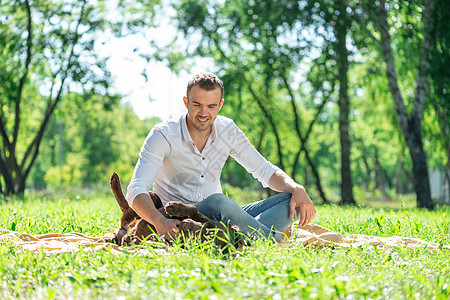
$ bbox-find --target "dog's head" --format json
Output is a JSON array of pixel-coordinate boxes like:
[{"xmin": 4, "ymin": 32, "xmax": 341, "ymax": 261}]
[
  {"xmin": 174, "ymin": 219, "xmax": 244, "ymax": 253},
  {"xmin": 199, "ymin": 220, "xmax": 244, "ymax": 253}
]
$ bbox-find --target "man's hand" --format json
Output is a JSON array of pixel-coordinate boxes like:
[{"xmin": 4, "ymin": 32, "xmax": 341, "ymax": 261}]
[
  {"xmin": 268, "ymin": 170, "xmax": 317, "ymax": 226},
  {"xmin": 289, "ymin": 187, "xmax": 316, "ymax": 226},
  {"xmin": 153, "ymin": 215, "xmax": 181, "ymax": 241},
  {"xmin": 132, "ymin": 193, "xmax": 181, "ymax": 241}
]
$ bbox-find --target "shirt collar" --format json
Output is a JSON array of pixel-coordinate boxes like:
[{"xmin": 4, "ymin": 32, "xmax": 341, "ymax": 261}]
[
  {"xmin": 181, "ymin": 114, "xmax": 192, "ymax": 144},
  {"xmin": 210, "ymin": 118, "xmax": 218, "ymax": 143},
  {"xmin": 181, "ymin": 113, "xmax": 218, "ymax": 144}
]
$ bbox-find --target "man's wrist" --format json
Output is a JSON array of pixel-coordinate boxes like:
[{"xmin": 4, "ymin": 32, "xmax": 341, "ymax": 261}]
[
  {"xmin": 292, "ymin": 185, "xmax": 306, "ymax": 194},
  {"xmin": 153, "ymin": 212, "xmax": 168, "ymax": 227}
]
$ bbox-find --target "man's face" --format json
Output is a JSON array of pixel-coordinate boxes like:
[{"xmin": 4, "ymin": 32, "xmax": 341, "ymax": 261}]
[{"xmin": 184, "ymin": 85, "xmax": 223, "ymax": 133}]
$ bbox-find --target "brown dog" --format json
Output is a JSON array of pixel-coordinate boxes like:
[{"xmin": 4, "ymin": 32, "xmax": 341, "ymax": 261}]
[{"xmin": 108, "ymin": 172, "xmax": 243, "ymax": 252}]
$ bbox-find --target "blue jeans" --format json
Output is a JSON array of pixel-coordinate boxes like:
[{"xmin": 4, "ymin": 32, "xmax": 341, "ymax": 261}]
[{"xmin": 195, "ymin": 193, "xmax": 293, "ymax": 242}]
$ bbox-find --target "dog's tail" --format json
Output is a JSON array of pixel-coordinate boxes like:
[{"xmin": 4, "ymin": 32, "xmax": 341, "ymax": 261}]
[{"xmin": 110, "ymin": 172, "xmax": 130, "ymax": 212}]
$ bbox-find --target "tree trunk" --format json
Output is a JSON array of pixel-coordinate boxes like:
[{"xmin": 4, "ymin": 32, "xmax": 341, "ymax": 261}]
[
  {"xmin": 376, "ymin": 0, "xmax": 435, "ymax": 209},
  {"xmin": 408, "ymin": 121, "xmax": 433, "ymax": 209},
  {"xmin": 354, "ymin": 136, "xmax": 372, "ymax": 189},
  {"xmin": 361, "ymin": 151, "xmax": 372, "ymax": 189},
  {"xmin": 304, "ymin": 166, "xmax": 309, "ymax": 187},
  {"xmin": 15, "ymin": 174, "xmax": 26, "ymax": 195},
  {"xmin": 303, "ymin": 147, "xmax": 328, "ymax": 204},
  {"xmin": 0, "ymin": 0, "xmax": 88, "ymax": 195},
  {"xmin": 256, "ymin": 122, "xmax": 266, "ymax": 153},
  {"xmin": 0, "ymin": 156, "xmax": 26, "ymax": 195},
  {"xmin": 335, "ymin": 0, "xmax": 355, "ymax": 205},
  {"xmin": 243, "ymin": 75, "xmax": 285, "ymax": 170},
  {"xmin": 280, "ymin": 73, "xmax": 329, "ymax": 204},
  {"xmin": 374, "ymin": 149, "xmax": 384, "ymax": 191},
  {"xmin": 395, "ymin": 158, "xmax": 404, "ymax": 194}
]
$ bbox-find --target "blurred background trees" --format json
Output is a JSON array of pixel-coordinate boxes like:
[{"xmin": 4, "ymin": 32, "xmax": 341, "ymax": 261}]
[
  {"xmin": 0, "ymin": 0, "xmax": 112, "ymax": 194},
  {"xmin": 0, "ymin": 0, "xmax": 448, "ymax": 208}
]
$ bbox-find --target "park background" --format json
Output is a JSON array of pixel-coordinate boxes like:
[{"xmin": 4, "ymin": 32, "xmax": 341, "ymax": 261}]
[
  {"xmin": 1, "ymin": 1, "xmax": 450, "ymax": 299},
  {"xmin": 0, "ymin": 0, "xmax": 448, "ymax": 209}
]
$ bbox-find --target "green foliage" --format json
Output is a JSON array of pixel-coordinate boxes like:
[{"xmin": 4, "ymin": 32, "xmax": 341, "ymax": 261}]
[
  {"xmin": 168, "ymin": 0, "xmax": 349, "ymax": 203},
  {"xmin": 26, "ymin": 92, "xmax": 160, "ymax": 190},
  {"xmin": 0, "ymin": 194, "xmax": 449, "ymax": 298},
  {"xmin": 0, "ymin": 0, "xmax": 113, "ymax": 194},
  {"xmin": 44, "ymin": 153, "xmax": 86, "ymax": 190},
  {"xmin": 1, "ymin": 0, "xmax": 447, "ymax": 207},
  {"xmin": 427, "ymin": 0, "xmax": 450, "ymax": 170}
]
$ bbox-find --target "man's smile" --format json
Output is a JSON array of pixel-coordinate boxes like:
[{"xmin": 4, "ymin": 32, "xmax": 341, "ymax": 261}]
[{"xmin": 196, "ymin": 116, "xmax": 209, "ymax": 123}]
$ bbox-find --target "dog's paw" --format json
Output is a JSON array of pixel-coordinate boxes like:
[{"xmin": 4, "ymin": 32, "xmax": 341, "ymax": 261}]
[
  {"xmin": 178, "ymin": 218, "xmax": 203, "ymax": 233},
  {"xmin": 109, "ymin": 172, "xmax": 123, "ymax": 191},
  {"xmin": 109, "ymin": 172, "xmax": 118, "ymax": 184},
  {"xmin": 165, "ymin": 201, "xmax": 197, "ymax": 218}
]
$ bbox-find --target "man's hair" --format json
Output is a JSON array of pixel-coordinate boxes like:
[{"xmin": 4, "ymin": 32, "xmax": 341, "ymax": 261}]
[{"xmin": 186, "ymin": 72, "xmax": 224, "ymax": 100}]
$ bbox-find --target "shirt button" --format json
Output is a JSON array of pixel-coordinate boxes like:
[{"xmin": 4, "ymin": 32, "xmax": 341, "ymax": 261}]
[
  {"xmin": 201, "ymin": 175, "xmax": 204, "ymax": 178},
  {"xmin": 202, "ymin": 157, "xmax": 205, "ymax": 160}
]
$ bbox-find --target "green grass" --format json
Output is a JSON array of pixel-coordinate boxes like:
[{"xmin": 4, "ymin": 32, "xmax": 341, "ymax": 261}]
[{"xmin": 0, "ymin": 193, "xmax": 449, "ymax": 299}]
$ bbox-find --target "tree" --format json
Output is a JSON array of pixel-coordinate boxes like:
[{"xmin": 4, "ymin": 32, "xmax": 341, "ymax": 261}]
[
  {"xmin": 333, "ymin": 0, "xmax": 355, "ymax": 205},
  {"xmin": 31, "ymin": 92, "xmax": 160, "ymax": 190},
  {"xmin": 307, "ymin": 0, "xmax": 356, "ymax": 204},
  {"xmin": 166, "ymin": 0, "xmax": 332, "ymax": 203},
  {"xmin": 0, "ymin": 0, "xmax": 111, "ymax": 194},
  {"xmin": 354, "ymin": 0, "xmax": 437, "ymax": 208},
  {"xmin": 428, "ymin": 0, "xmax": 450, "ymax": 193}
]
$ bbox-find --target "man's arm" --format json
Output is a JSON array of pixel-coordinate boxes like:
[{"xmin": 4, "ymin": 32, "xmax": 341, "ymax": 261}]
[
  {"xmin": 268, "ymin": 169, "xmax": 316, "ymax": 226},
  {"xmin": 226, "ymin": 119, "xmax": 316, "ymax": 225},
  {"xmin": 132, "ymin": 193, "xmax": 180, "ymax": 240},
  {"xmin": 127, "ymin": 129, "xmax": 180, "ymax": 239}
]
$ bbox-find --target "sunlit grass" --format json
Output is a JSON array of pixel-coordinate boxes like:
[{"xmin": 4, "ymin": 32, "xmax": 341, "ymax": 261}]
[{"xmin": 0, "ymin": 192, "xmax": 449, "ymax": 299}]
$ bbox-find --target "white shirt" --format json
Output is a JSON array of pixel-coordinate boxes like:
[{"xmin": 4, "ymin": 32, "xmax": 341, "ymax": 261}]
[{"xmin": 126, "ymin": 114, "xmax": 279, "ymax": 207}]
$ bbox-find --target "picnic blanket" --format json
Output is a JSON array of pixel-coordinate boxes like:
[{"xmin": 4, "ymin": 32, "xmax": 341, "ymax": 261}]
[
  {"xmin": 1, "ymin": 224, "xmax": 448, "ymax": 254},
  {"xmin": 0, "ymin": 230, "xmax": 121, "ymax": 254},
  {"xmin": 290, "ymin": 224, "xmax": 449, "ymax": 250}
]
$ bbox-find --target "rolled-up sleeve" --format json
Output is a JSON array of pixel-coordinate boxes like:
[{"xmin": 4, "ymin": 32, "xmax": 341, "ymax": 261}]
[
  {"xmin": 126, "ymin": 129, "xmax": 171, "ymax": 207},
  {"xmin": 228, "ymin": 123, "xmax": 279, "ymax": 188}
]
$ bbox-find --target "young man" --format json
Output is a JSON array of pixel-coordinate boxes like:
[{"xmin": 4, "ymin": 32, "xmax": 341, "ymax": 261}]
[{"xmin": 126, "ymin": 72, "xmax": 316, "ymax": 242}]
